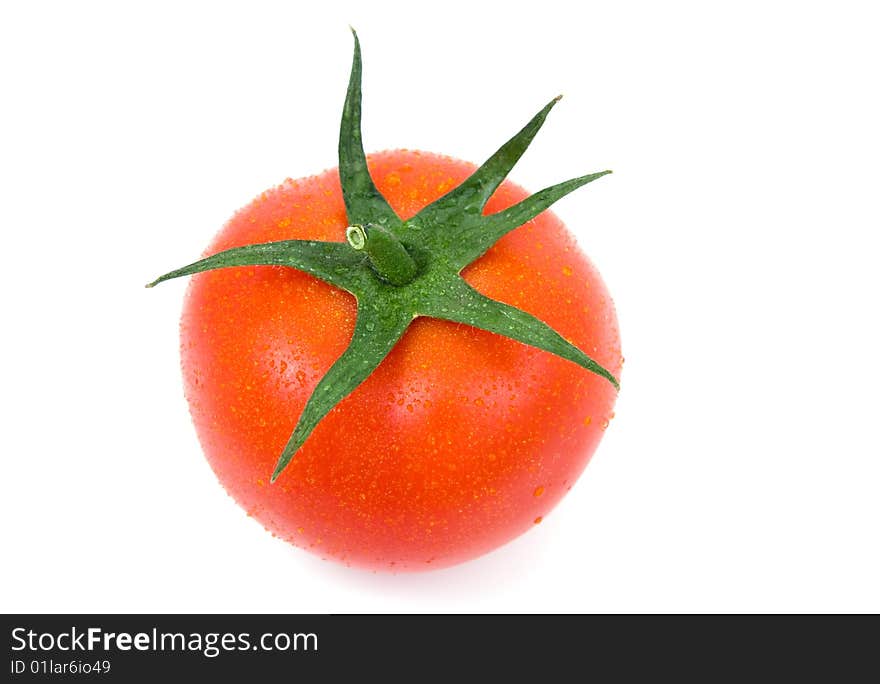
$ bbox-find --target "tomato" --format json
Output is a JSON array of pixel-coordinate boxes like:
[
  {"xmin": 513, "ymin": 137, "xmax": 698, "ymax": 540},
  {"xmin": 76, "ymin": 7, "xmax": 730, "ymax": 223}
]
[{"xmin": 179, "ymin": 149, "xmax": 621, "ymax": 571}]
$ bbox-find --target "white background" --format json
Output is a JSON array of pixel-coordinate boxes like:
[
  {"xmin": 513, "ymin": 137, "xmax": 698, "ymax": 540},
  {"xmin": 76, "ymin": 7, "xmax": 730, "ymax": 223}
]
[{"xmin": 2, "ymin": 1, "xmax": 878, "ymax": 613}]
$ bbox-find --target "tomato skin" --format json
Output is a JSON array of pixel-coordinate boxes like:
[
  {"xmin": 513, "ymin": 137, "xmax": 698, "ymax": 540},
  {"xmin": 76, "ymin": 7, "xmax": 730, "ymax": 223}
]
[{"xmin": 181, "ymin": 150, "xmax": 621, "ymax": 571}]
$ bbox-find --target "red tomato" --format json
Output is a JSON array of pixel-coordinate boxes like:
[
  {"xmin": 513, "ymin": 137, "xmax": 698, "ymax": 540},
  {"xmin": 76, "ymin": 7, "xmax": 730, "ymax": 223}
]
[{"xmin": 180, "ymin": 150, "xmax": 621, "ymax": 571}]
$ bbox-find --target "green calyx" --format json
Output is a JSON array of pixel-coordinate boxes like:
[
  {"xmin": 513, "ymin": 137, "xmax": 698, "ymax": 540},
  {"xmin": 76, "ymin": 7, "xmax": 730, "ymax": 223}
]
[{"xmin": 148, "ymin": 29, "xmax": 618, "ymax": 483}]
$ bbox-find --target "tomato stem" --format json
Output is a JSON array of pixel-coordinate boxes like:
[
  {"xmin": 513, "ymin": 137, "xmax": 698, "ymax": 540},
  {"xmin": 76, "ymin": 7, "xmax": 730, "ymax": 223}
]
[{"xmin": 346, "ymin": 223, "xmax": 418, "ymax": 286}]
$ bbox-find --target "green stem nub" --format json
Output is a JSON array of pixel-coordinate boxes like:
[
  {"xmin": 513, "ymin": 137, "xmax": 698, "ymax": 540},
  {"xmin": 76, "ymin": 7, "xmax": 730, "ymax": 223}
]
[{"xmin": 346, "ymin": 224, "xmax": 418, "ymax": 286}]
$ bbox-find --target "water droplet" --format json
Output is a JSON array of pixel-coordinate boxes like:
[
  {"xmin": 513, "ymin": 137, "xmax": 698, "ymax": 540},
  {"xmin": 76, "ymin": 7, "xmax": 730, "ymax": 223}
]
[
  {"xmin": 562, "ymin": 265, "xmax": 573, "ymax": 276},
  {"xmin": 583, "ymin": 415, "xmax": 592, "ymax": 426},
  {"xmin": 534, "ymin": 486, "xmax": 545, "ymax": 497},
  {"xmin": 534, "ymin": 516, "xmax": 543, "ymax": 524}
]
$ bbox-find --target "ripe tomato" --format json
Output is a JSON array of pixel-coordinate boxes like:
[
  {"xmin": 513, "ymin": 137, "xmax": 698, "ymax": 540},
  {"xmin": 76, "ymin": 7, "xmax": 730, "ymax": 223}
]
[{"xmin": 180, "ymin": 149, "xmax": 621, "ymax": 571}]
